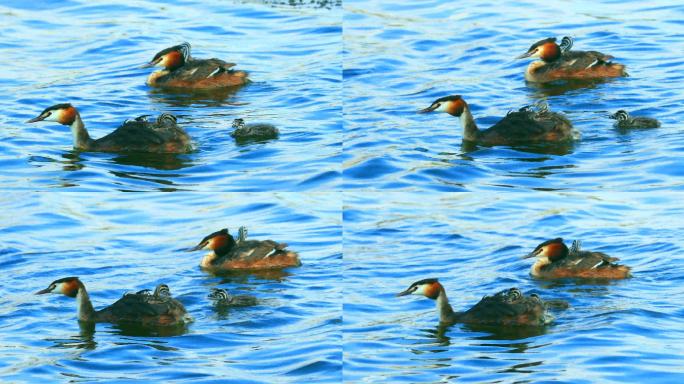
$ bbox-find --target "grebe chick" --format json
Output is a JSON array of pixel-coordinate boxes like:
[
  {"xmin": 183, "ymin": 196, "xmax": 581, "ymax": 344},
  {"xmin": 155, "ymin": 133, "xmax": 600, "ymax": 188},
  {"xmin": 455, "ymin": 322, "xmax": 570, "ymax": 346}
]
[
  {"xmin": 143, "ymin": 42, "xmax": 249, "ymax": 89},
  {"xmin": 419, "ymin": 96, "xmax": 575, "ymax": 145},
  {"xmin": 26, "ymin": 104, "xmax": 192, "ymax": 153},
  {"xmin": 397, "ymin": 279, "xmax": 552, "ymax": 326},
  {"xmin": 230, "ymin": 118, "xmax": 279, "ymax": 142},
  {"xmin": 36, "ymin": 277, "xmax": 190, "ymax": 326},
  {"xmin": 610, "ymin": 110, "xmax": 660, "ymax": 128},
  {"xmin": 190, "ymin": 227, "xmax": 301, "ymax": 271},
  {"xmin": 208, "ymin": 288, "xmax": 258, "ymax": 307},
  {"xmin": 517, "ymin": 37, "xmax": 627, "ymax": 83},
  {"xmin": 524, "ymin": 238, "xmax": 631, "ymax": 279}
]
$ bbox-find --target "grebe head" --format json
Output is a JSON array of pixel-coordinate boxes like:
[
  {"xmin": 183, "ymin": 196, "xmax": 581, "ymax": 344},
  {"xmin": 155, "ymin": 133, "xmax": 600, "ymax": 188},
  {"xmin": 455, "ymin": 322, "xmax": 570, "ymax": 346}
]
[
  {"xmin": 419, "ymin": 95, "xmax": 466, "ymax": 117},
  {"xmin": 516, "ymin": 37, "xmax": 561, "ymax": 62},
  {"xmin": 397, "ymin": 278, "xmax": 443, "ymax": 300},
  {"xmin": 190, "ymin": 228, "xmax": 236, "ymax": 255},
  {"xmin": 26, "ymin": 103, "xmax": 78, "ymax": 126},
  {"xmin": 208, "ymin": 288, "xmax": 232, "ymax": 301},
  {"xmin": 35, "ymin": 277, "xmax": 81, "ymax": 298},
  {"xmin": 232, "ymin": 118, "xmax": 245, "ymax": 130},
  {"xmin": 523, "ymin": 238, "xmax": 569, "ymax": 262},
  {"xmin": 610, "ymin": 110, "xmax": 630, "ymax": 121},
  {"xmin": 154, "ymin": 284, "xmax": 171, "ymax": 297},
  {"xmin": 142, "ymin": 42, "xmax": 191, "ymax": 71}
]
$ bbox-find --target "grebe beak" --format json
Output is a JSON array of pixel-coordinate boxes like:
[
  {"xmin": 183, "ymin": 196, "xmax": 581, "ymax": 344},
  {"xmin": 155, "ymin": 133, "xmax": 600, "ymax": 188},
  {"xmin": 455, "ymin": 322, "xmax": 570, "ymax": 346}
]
[
  {"xmin": 187, "ymin": 242, "xmax": 207, "ymax": 252},
  {"xmin": 140, "ymin": 58, "xmax": 161, "ymax": 69},
  {"xmin": 35, "ymin": 287, "xmax": 52, "ymax": 295},
  {"xmin": 516, "ymin": 51, "xmax": 533, "ymax": 59},
  {"xmin": 522, "ymin": 250, "xmax": 539, "ymax": 259},
  {"xmin": 26, "ymin": 115, "xmax": 46, "ymax": 123},
  {"xmin": 396, "ymin": 288, "xmax": 412, "ymax": 297},
  {"xmin": 418, "ymin": 104, "xmax": 438, "ymax": 114}
]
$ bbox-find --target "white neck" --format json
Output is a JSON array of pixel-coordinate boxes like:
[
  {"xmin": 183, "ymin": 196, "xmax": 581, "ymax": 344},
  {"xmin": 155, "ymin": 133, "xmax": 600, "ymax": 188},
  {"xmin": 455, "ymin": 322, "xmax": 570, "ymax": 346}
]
[
  {"xmin": 531, "ymin": 257, "xmax": 551, "ymax": 277},
  {"xmin": 459, "ymin": 106, "xmax": 479, "ymax": 142},
  {"xmin": 76, "ymin": 286, "xmax": 96, "ymax": 322},
  {"xmin": 69, "ymin": 114, "xmax": 92, "ymax": 149}
]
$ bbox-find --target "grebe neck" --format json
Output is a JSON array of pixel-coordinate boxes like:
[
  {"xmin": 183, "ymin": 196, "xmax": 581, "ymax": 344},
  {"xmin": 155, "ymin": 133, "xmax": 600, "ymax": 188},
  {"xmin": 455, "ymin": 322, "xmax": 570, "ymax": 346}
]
[{"xmin": 70, "ymin": 113, "xmax": 93, "ymax": 150}]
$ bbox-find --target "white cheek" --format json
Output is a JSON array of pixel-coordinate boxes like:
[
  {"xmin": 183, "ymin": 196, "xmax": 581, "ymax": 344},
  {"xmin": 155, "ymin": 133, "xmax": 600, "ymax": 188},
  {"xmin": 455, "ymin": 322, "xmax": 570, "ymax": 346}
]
[
  {"xmin": 435, "ymin": 103, "xmax": 449, "ymax": 113},
  {"xmin": 413, "ymin": 285, "xmax": 427, "ymax": 295},
  {"xmin": 45, "ymin": 111, "xmax": 61, "ymax": 122},
  {"xmin": 531, "ymin": 49, "xmax": 542, "ymax": 58},
  {"xmin": 55, "ymin": 283, "xmax": 66, "ymax": 294}
]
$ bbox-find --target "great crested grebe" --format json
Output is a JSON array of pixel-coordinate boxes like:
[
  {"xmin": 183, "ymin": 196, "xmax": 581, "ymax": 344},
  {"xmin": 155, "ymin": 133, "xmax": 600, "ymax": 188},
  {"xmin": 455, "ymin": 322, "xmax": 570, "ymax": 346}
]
[
  {"xmin": 610, "ymin": 110, "xmax": 660, "ymax": 128},
  {"xmin": 26, "ymin": 104, "xmax": 192, "ymax": 153},
  {"xmin": 419, "ymin": 96, "xmax": 575, "ymax": 145},
  {"xmin": 230, "ymin": 118, "xmax": 279, "ymax": 142},
  {"xmin": 190, "ymin": 227, "xmax": 301, "ymax": 271},
  {"xmin": 397, "ymin": 279, "xmax": 552, "ymax": 326},
  {"xmin": 524, "ymin": 238, "xmax": 631, "ymax": 279},
  {"xmin": 208, "ymin": 288, "xmax": 258, "ymax": 307},
  {"xmin": 143, "ymin": 42, "xmax": 249, "ymax": 89},
  {"xmin": 36, "ymin": 277, "xmax": 190, "ymax": 326},
  {"xmin": 517, "ymin": 36, "xmax": 627, "ymax": 83}
]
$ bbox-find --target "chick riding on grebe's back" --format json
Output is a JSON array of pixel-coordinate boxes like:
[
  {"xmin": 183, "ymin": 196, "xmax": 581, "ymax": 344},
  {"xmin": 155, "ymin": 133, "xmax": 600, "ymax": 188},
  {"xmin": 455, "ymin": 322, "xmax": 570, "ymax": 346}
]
[
  {"xmin": 397, "ymin": 278, "xmax": 553, "ymax": 326},
  {"xmin": 26, "ymin": 104, "xmax": 193, "ymax": 153},
  {"xmin": 524, "ymin": 238, "xmax": 631, "ymax": 279},
  {"xmin": 143, "ymin": 42, "xmax": 249, "ymax": 89},
  {"xmin": 36, "ymin": 277, "xmax": 190, "ymax": 326},
  {"xmin": 419, "ymin": 96, "xmax": 576, "ymax": 145},
  {"xmin": 517, "ymin": 36, "xmax": 627, "ymax": 83}
]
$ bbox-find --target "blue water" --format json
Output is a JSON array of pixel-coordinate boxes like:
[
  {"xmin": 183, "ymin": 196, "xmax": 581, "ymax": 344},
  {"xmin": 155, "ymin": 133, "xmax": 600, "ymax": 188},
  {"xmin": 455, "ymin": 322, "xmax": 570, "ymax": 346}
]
[
  {"xmin": 343, "ymin": 0, "xmax": 684, "ymax": 191},
  {"xmin": 2, "ymin": 0, "xmax": 684, "ymax": 382},
  {"xmin": 0, "ymin": 192, "xmax": 341, "ymax": 382},
  {"xmin": 343, "ymin": 192, "xmax": 684, "ymax": 383},
  {"xmin": 0, "ymin": 0, "xmax": 341, "ymax": 191}
]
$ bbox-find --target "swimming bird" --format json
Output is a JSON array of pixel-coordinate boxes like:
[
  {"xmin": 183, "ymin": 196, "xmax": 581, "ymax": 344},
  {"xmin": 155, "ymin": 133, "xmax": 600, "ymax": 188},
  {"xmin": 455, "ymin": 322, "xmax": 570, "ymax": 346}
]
[
  {"xmin": 208, "ymin": 288, "xmax": 258, "ymax": 307},
  {"xmin": 419, "ymin": 96, "xmax": 575, "ymax": 145},
  {"xmin": 230, "ymin": 118, "xmax": 279, "ymax": 142},
  {"xmin": 397, "ymin": 279, "xmax": 552, "ymax": 326},
  {"xmin": 36, "ymin": 277, "xmax": 190, "ymax": 326},
  {"xmin": 524, "ymin": 238, "xmax": 631, "ymax": 279},
  {"xmin": 190, "ymin": 227, "xmax": 301, "ymax": 271},
  {"xmin": 517, "ymin": 37, "xmax": 627, "ymax": 83},
  {"xmin": 26, "ymin": 104, "xmax": 192, "ymax": 153},
  {"xmin": 143, "ymin": 42, "xmax": 249, "ymax": 89},
  {"xmin": 610, "ymin": 110, "xmax": 660, "ymax": 128}
]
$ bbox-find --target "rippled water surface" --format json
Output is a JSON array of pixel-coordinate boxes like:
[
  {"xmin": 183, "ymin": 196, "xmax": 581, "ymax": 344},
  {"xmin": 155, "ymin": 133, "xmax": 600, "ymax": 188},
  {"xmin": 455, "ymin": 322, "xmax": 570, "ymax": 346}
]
[
  {"xmin": 0, "ymin": 193, "xmax": 341, "ymax": 382},
  {"xmin": 0, "ymin": 0, "xmax": 341, "ymax": 191},
  {"xmin": 343, "ymin": 192, "xmax": 684, "ymax": 383},
  {"xmin": 344, "ymin": 0, "xmax": 684, "ymax": 191}
]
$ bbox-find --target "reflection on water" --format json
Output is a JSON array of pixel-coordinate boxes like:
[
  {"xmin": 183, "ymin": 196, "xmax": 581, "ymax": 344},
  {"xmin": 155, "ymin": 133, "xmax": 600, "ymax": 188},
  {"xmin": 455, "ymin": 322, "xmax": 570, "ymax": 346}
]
[
  {"xmin": 526, "ymin": 78, "xmax": 619, "ymax": 98},
  {"xmin": 47, "ymin": 322, "xmax": 97, "ymax": 351},
  {"xmin": 146, "ymin": 86, "xmax": 246, "ymax": 108}
]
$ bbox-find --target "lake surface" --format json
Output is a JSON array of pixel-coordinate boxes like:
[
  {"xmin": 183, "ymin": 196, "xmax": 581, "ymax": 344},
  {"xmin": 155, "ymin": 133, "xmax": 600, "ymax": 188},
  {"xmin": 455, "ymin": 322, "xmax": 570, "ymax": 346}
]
[
  {"xmin": 0, "ymin": 192, "xmax": 341, "ymax": 382},
  {"xmin": 0, "ymin": 0, "xmax": 341, "ymax": 191},
  {"xmin": 344, "ymin": 0, "xmax": 684, "ymax": 191},
  {"xmin": 2, "ymin": 0, "xmax": 684, "ymax": 383},
  {"xmin": 343, "ymin": 192, "xmax": 684, "ymax": 383}
]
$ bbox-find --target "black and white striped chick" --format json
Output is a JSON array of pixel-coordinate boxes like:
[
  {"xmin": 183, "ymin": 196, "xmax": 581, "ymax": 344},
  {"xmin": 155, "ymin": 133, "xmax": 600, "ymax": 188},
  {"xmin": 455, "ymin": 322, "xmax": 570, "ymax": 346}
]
[
  {"xmin": 397, "ymin": 279, "xmax": 553, "ymax": 326},
  {"xmin": 189, "ymin": 227, "xmax": 301, "ymax": 271},
  {"xmin": 230, "ymin": 118, "xmax": 279, "ymax": 142},
  {"xmin": 208, "ymin": 288, "xmax": 258, "ymax": 307},
  {"xmin": 143, "ymin": 42, "xmax": 249, "ymax": 89},
  {"xmin": 36, "ymin": 277, "xmax": 190, "ymax": 326},
  {"xmin": 523, "ymin": 238, "xmax": 631, "ymax": 279},
  {"xmin": 517, "ymin": 36, "xmax": 627, "ymax": 83},
  {"xmin": 419, "ymin": 96, "xmax": 575, "ymax": 145},
  {"xmin": 610, "ymin": 110, "xmax": 660, "ymax": 128},
  {"xmin": 26, "ymin": 104, "xmax": 192, "ymax": 153}
]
